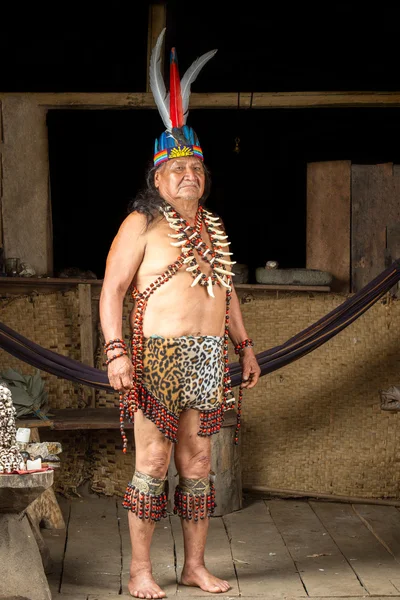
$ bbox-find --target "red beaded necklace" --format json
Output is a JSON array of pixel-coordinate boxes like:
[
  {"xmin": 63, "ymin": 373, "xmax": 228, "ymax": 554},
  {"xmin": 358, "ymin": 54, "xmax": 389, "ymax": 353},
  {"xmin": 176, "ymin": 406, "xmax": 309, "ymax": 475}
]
[
  {"xmin": 161, "ymin": 202, "xmax": 235, "ymax": 297},
  {"xmin": 119, "ymin": 203, "xmax": 242, "ymax": 452}
]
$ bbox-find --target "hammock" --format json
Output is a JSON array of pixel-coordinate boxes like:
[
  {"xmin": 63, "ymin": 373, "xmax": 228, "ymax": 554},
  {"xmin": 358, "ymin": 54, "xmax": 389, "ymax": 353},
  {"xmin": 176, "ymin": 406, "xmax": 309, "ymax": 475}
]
[{"xmin": 0, "ymin": 260, "xmax": 399, "ymax": 391}]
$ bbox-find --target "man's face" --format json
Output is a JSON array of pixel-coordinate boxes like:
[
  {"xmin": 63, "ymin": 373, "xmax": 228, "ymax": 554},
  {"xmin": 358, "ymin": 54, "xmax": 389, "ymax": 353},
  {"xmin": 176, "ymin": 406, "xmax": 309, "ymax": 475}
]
[{"xmin": 155, "ymin": 157, "xmax": 205, "ymax": 203}]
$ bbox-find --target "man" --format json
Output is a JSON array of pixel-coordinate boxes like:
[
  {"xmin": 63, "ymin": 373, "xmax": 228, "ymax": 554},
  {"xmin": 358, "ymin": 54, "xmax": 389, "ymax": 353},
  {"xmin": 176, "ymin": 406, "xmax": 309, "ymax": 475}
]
[{"xmin": 100, "ymin": 30, "xmax": 260, "ymax": 599}]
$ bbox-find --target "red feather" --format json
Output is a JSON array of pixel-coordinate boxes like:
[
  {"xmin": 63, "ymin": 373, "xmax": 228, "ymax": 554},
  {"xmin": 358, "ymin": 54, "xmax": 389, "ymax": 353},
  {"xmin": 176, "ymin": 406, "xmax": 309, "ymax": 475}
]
[{"xmin": 169, "ymin": 48, "xmax": 183, "ymax": 129}]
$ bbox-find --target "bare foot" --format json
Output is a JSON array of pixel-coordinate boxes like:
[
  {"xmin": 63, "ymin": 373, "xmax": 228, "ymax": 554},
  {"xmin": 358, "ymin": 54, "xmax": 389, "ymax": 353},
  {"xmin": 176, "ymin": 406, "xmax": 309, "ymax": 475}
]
[
  {"xmin": 181, "ymin": 564, "xmax": 231, "ymax": 593},
  {"xmin": 128, "ymin": 569, "xmax": 166, "ymax": 599}
]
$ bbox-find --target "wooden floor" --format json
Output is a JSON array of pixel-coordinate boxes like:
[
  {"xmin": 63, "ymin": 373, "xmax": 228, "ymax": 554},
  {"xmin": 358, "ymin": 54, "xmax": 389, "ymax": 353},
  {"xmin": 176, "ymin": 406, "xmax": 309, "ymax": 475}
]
[{"xmin": 43, "ymin": 493, "xmax": 400, "ymax": 600}]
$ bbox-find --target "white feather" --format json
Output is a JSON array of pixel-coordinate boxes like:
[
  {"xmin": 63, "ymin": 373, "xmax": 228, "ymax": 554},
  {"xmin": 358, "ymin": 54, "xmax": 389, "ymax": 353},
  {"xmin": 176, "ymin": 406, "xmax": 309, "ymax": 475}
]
[
  {"xmin": 149, "ymin": 28, "xmax": 172, "ymax": 131},
  {"xmin": 180, "ymin": 49, "xmax": 218, "ymax": 123}
]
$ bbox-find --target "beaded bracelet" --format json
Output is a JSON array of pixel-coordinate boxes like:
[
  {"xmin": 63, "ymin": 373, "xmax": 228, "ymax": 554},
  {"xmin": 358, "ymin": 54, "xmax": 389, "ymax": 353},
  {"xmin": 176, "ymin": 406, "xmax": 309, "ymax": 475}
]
[
  {"xmin": 104, "ymin": 338, "xmax": 127, "ymax": 354},
  {"xmin": 234, "ymin": 338, "xmax": 254, "ymax": 355},
  {"xmin": 104, "ymin": 343, "xmax": 126, "ymax": 354},
  {"xmin": 104, "ymin": 350, "xmax": 128, "ymax": 366}
]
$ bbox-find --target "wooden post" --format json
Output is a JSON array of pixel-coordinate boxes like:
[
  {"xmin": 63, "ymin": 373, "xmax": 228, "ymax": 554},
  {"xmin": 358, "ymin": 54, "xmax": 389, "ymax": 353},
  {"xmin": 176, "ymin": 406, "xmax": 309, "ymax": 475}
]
[
  {"xmin": 146, "ymin": 2, "xmax": 167, "ymax": 92},
  {"xmin": 78, "ymin": 284, "xmax": 95, "ymax": 407}
]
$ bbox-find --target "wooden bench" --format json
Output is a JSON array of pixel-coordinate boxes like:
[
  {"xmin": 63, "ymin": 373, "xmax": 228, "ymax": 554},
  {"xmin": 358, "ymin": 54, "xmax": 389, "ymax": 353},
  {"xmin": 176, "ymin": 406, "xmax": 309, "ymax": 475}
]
[{"xmin": 17, "ymin": 406, "xmax": 237, "ymax": 430}]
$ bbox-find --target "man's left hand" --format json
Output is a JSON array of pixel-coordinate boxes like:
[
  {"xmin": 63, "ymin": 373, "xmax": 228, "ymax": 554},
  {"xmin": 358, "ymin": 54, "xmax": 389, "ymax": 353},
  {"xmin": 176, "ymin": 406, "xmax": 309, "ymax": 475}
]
[{"xmin": 240, "ymin": 349, "xmax": 261, "ymax": 389}]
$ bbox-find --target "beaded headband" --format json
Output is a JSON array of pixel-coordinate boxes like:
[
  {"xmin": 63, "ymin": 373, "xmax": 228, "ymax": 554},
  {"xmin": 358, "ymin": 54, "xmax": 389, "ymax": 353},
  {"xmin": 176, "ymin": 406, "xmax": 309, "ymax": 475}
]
[{"xmin": 149, "ymin": 29, "xmax": 217, "ymax": 167}]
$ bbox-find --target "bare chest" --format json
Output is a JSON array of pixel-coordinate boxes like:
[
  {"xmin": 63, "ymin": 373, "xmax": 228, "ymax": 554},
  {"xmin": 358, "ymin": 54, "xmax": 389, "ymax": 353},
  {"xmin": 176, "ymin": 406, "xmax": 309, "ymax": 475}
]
[{"xmin": 135, "ymin": 221, "xmax": 216, "ymax": 284}]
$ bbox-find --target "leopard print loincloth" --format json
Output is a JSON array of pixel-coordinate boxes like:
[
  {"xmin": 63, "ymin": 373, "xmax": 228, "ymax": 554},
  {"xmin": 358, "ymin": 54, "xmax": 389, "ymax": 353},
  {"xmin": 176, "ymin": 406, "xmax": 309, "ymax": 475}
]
[{"xmin": 142, "ymin": 335, "xmax": 224, "ymax": 416}]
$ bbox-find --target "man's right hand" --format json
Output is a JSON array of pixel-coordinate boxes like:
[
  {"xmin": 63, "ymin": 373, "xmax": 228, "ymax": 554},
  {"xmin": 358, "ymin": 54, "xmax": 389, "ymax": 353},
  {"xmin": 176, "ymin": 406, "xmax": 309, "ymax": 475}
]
[{"xmin": 107, "ymin": 355, "xmax": 134, "ymax": 393}]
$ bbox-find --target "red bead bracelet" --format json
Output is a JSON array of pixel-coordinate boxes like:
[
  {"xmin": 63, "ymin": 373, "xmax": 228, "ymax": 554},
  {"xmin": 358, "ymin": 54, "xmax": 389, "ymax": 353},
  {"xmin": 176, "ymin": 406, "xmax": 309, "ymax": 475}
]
[
  {"xmin": 234, "ymin": 338, "xmax": 254, "ymax": 355},
  {"xmin": 104, "ymin": 338, "xmax": 127, "ymax": 353},
  {"xmin": 105, "ymin": 350, "xmax": 128, "ymax": 366}
]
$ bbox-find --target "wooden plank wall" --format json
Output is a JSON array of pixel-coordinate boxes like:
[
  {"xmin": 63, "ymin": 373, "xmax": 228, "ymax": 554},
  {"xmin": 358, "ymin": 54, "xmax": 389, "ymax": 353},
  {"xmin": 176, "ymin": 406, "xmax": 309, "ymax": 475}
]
[
  {"xmin": 352, "ymin": 163, "xmax": 400, "ymax": 292},
  {"xmin": 307, "ymin": 161, "xmax": 351, "ymax": 292},
  {"xmin": 0, "ymin": 100, "xmax": 3, "ymax": 251},
  {"xmin": 1, "ymin": 97, "xmax": 51, "ymax": 275}
]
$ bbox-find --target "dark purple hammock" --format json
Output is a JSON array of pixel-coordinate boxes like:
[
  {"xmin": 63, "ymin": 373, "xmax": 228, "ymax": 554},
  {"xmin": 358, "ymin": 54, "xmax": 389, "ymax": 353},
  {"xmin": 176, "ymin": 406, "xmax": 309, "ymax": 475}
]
[{"xmin": 0, "ymin": 261, "xmax": 399, "ymax": 390}]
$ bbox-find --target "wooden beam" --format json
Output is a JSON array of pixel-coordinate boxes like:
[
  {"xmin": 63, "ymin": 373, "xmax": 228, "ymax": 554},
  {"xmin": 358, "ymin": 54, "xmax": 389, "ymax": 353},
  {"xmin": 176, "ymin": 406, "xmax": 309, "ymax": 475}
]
[
  {"xmin": 3, "ymin": 91, "xmax": 400, "ymax": 110},
  {"xmin": 146, "ymin": 3, "xmax": 167, "ymax": 92},
  {"xmin": 235, "ymin": 283, "xmax": 330, "ymax": 292},
  {"xmin": 248, "ymin": 91, "xmax": 400, "ymax": 108},
  {"xmin": 0, "ymin": 278, "xmax": 329, "ymax": 296}
]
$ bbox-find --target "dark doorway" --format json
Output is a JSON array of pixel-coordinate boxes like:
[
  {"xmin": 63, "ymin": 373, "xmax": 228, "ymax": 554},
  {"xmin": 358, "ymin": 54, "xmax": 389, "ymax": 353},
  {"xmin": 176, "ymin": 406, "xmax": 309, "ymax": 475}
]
[{"xmin": 48, "ymin": 107, "xmax": 400, "ymax": 280}]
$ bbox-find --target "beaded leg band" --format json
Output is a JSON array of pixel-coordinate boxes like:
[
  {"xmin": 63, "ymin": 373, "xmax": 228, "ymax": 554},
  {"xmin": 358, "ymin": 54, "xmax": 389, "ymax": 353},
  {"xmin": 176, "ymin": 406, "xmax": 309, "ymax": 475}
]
[
  {"xmin": 123, "ymin": 470, "xmax": 167, "ymax": 522},
  {"xmin": 173, "ymin": 474, "xmax": 216, "ymax": 521}
]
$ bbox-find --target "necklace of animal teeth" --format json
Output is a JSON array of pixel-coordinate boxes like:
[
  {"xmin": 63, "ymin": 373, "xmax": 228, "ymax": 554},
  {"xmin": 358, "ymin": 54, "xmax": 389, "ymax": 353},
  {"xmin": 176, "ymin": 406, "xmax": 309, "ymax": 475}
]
[{"xmin": 160, "ymin": 203, "xmax": 235, "ymax": 297}]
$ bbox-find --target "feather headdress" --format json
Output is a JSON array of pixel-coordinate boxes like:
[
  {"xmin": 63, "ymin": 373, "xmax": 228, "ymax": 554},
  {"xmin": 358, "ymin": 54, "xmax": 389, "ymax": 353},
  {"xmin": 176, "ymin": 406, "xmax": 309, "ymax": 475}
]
[{"xmin": 150, "ymin": 28, "xmax": 217, "ymax": 166}]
